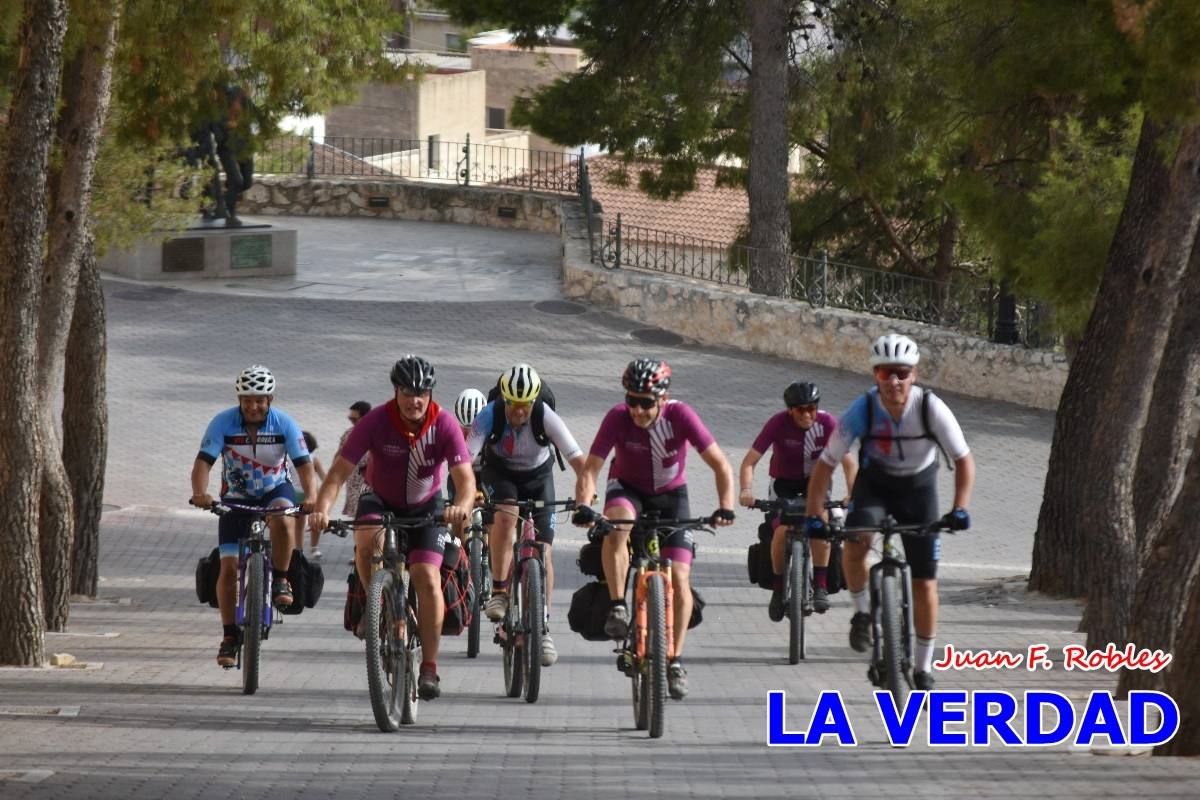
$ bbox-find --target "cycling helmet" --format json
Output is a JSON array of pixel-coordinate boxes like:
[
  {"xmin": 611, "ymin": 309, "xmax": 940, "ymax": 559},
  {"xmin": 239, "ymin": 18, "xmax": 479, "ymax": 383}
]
[
  {"xmin": 622, "ymin": 357, "xmax": 672, "ymax": 396},
  {"xmin": 869, "ymin": 334, "xmax": 920, "ymax": 367},
  {"xmin": 499, "ymin": 363, "xmax": 542, "ymax": 404},
  {"xmin": 390, "ymin": 355, "xmax": 436, "ymax": 393},
  {"xmin": 454, "ymin": 388, "xmax": 487, "ymax": 426},
  {"xmin": 235, "ymin": 365, "xmax": 275, "ymax": 396},
  {"xmin": 783, "ymin": 381, "xmax": 820, "ymax": 408}
]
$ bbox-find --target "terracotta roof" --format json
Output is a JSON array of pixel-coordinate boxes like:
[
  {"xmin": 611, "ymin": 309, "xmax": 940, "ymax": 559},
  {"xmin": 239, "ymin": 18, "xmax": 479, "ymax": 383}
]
[{"xmin": 584, "ymin": 156, "xmax": 748, "ymax": 244}]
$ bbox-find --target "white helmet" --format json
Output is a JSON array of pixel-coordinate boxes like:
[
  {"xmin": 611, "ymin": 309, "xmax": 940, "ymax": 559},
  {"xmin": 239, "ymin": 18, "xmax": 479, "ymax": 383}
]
[
  {"xmin": 235, "ymin": 365, "xmax": 276, "ymax": 395},
  {"xmin": 869, "ymin": 334, "xmax": 920, "ymax": 367},
  {"xmin": 454, "ymin": 388, "xmax": 487, "ymax": 427}
]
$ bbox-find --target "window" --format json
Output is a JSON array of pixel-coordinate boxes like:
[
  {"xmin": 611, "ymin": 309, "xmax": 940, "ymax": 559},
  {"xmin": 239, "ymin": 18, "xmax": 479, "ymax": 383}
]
[
  {"xmin": 487, "ymin": 107, "xmax": 506, "ymax": 130},
  {"xmin": 445, "ymin": 33, "xmax": 463, "ymax": 52},
  {"xmin": 427, "ymin": 134, "xmax": 440, "ymax": 169}
]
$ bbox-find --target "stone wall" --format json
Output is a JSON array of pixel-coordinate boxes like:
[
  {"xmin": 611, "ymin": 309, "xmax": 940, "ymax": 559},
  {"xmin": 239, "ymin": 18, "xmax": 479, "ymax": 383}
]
[
  {"xmin": 557, "ymin": 203, "xmax": 1068, "ymax": 411},
  {"xmin": 240, "ymin": 177, "xmax": 564, "ymax": 234}
]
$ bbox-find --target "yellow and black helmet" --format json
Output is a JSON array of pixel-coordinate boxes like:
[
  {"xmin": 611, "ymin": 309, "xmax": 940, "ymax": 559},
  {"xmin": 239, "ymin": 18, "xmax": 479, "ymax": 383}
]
[{"xmin": 499, "ymin": 363, "xmax": 541, "ymax": 404}]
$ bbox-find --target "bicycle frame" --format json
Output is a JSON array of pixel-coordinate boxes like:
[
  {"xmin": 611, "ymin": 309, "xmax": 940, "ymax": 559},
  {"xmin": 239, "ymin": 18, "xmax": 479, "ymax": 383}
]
[
  {"xmin": 236, "ymin": 519, "xmax": 273, "ymax": 632},
  {"xmin": 626, "ymin": 529, "xmax": 675, "ymax": 662}
]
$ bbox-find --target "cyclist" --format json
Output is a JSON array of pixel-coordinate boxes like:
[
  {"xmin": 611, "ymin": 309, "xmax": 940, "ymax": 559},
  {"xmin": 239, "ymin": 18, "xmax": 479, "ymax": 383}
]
[
  {"xmin": 287, "ymin": 431, "xmax": 327, "ymax": 558},
  {"xmin": 307, "ymin": 355, "xmax": 475, "ymax": 700},
  {"xmin": 190, "ymin": 365, "xmax": 317, "ymax": 667},
  {"xmin": 466, "ymin": 364, "xmax": 587, "ymax": 668},
  {"xmin": 738, "ymin": 381, "xmax": 856, "ymax": 620},
  {"xmin": 805, "ymin": 334, "xmax": 974, "ymax": 690},
  {"xmin": 335, "ymin": 400, "xmax": 373, "ymax": 523},
  {"xmin": 572, "ymin": 357, "xmax": 735, "ymax": 700},
  {"xmin": 448, "ymin": 387, "xmax": 487, "ymax": 543}
]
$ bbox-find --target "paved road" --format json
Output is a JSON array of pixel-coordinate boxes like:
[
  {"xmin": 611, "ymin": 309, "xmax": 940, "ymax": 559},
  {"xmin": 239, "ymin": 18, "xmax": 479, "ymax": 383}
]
[{"xmin": 2, "ymin": 216, "xmax": 1197, "ymax": 798}]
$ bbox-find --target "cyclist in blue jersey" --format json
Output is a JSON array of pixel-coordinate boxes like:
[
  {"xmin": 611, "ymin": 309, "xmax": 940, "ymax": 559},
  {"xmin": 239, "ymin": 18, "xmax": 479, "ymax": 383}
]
[
  {"xmin": 806, "ymin": 335, "xmax": 975, "ymax": 690},
  {"xmin": 190, "ymin": 365, "xmax": 317, "ymax": 667}
]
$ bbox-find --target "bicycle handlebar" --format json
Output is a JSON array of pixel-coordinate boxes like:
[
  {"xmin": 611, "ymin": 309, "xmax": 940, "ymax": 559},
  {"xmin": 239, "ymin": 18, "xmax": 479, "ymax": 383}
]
[
  {"xmin": 841, "ymin": 517, "xmax": 952, "ymax": 537},
  {"xmin": 325, "ymin": 512, "xmax": 446, "ymax": 538},
  {"xmin": 750, "ymin": 498, "xmax": 845, "ymax": 514},
  {"xmin": 195, "ymin": 500, "xmax": 305, "ymax": 518},
  {"xmin": 592, "ymin": 514, "xmax": 717, "ymax": 537},
  {"xmin": 481, "ymin": 498, "xmax": 577, "ymax": 513}
]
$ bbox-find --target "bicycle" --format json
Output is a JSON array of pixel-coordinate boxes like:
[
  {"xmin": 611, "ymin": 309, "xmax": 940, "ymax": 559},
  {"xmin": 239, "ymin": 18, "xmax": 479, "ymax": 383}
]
[
  {"xmin": 484, "ymin": 497, "xmax": 576, "ymax": 704},
  {"xmin": 840, "ymin": 515, "xmax": 953, "ymax": 707},
  {"xmin": 463, "ymin": 506, "xmax": 491, "ymax": 659},
  {"xmin": 751, "ymin": 498, "xmax": 845, "ymax": 665},
  {"xmin": 592, "ymin": 511, "xmax": 715, "ymax": 739},
  {"xmin": 198, "ymin": 501, "xmax": 303, "ymax": 695},
  {"xmin": 326, "ymin": 512, "xmax": 443, "ymax": 731}
]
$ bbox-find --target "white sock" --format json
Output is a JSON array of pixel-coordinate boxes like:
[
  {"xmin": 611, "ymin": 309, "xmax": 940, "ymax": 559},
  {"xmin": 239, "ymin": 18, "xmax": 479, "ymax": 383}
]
[
  {"xmin": 916, "ymin": 636, "xmax": 936, "ymax": 672},
  {"xmin": 851, "ymin": 588, "xmax": 870, "ymax": 615}
]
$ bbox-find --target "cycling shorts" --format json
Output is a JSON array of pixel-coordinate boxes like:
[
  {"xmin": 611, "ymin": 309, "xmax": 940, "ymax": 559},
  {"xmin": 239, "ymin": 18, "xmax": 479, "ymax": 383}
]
[
  {"xmin": 480, "ymin": 459, "xmax": 556, "ymax": 544},
  {"xmin": 355, "ymin": 493, "xmax": 449, "ymax": 567},
  {"xmin": 217, "ymin": 483, "xmax": 297, "ymax": 558},
  {"xmin": 846, "ymin": 464, "xmax": 940, "ymax": 580},
  {"xmin": 603, "ymin": 479, "xmax": 695, "ymax": 565}
]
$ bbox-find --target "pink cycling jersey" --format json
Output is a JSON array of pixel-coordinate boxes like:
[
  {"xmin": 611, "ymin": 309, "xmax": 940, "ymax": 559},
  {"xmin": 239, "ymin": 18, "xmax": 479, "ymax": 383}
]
[
  {"xmin": 750, "ymin": 410, "xmax": 838, "ymax": 482},
  {"xmin": 340, "ymin": 400, "xmax": 470, "ymax": 509},
  {"xmin": 589, "ymin": 400, "xmax": 715, "ymax": 495}
]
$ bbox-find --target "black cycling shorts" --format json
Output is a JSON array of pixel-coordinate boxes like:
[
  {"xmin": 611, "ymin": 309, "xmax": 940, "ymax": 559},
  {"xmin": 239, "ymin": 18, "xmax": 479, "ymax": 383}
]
[
  {"xmin": 355, "ymin": 493, "xmax": 448, "ymax": 567},
  {"xmin": 480, "ymin": 460, "xmax": 556, "ymax": 544},
  {"xmin": 846, "ymin": 464, "xmax": 940, "ymax": 580},
  {"xmin": 603, "ymin": 479, "xmax": 695, "ymax": 565},
  {"xmin": 217, "ymin": 483, "xmax": 297, "ymax": 558}
]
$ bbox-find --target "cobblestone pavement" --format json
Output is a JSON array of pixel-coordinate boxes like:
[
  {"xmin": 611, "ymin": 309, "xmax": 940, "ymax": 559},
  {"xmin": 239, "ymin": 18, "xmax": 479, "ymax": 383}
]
[{"xmin": 2, "ymin": 217, "xmax": 1197, "ymax": 798}]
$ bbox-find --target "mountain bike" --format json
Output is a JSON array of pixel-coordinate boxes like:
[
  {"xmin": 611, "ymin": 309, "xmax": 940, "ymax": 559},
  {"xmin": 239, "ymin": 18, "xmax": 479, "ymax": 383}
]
[
  {"xmin": 593, "ymin": 511, "xmax": 715, "ymax": 739},
  {"xmin": 464, "ymin": 507, "xmax": 490, "ymax": 659},
  {"xmin": 752, "ymin": 498, "xmax": 845, "ymax": 664},
  {"xmin": 841, "ymin": 515, "xmax": 953, "ymax": 707},
  {"xmin": 200, "ymin": 502, "xmax": 303, "ymax": 695},
  {"xmin": 485, "ymin": 498, "xmax": 576, "ymax": 704},
  {"xmin": 327, "ymin": 512, "xmax": 443, "ymax": 731}
]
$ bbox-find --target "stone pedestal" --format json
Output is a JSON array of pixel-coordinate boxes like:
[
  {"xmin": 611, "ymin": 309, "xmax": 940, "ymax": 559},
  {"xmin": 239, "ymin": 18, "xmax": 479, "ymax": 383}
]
[{"xmin": 100, "ymin": 223, "xmax": 297, "ymax": 281}]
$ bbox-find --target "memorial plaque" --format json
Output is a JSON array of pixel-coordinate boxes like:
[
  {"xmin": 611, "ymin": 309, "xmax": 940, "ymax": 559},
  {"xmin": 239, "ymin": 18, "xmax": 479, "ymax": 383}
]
[
  {"xmin": 497, "ymin": 206, "xmax": 518, "ymax": 219},
  {"xmin": 161, "ymin": 237, "xmax": 205, "ymax": 272},
  {"xmin": 230, "ymin": 235, "xmax": 272, "ymax": 270},
  {"xmin": 368, "ymin": 196, "xmax": 390, "ymax": 208}
]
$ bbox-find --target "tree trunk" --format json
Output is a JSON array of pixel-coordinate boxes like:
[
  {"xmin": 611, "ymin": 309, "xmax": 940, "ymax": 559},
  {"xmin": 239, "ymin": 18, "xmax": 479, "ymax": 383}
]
[
  {"xmin": 66, "ymin": 234, "xmax": 108, "ymax": 598},
  {"xmin": 1028, "ymin": 117, "xmax": 1174, "ymax": 599},
  {"xmin": 1082, "ymin": 122, "xmax": 1200, "ymax": 649},
  {"xmin": 1158, "ymin": 514, "xmax": 1200, "ymax": 756},
  {"xmin": 37, "ymin": 1, "xmax": 121, "ymax": 630},
  {"xmin": 746, "ymin": 0, "xmax": 791, "ymax": 296},
  {"xmin": 0, "ymin": 0, "xmax": 69, "ymax": 666}
]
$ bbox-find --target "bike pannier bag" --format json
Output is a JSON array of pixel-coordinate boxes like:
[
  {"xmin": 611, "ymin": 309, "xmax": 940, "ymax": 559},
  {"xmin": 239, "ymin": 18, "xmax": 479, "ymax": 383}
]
[
  {"xmin": 688, "ymin": 587, "xmax": 706, "ymax": 629},
  {"xmin": 568, "ymin": 580, "xmax": 611, "ymax": 641},
  {"xmin": 194, "ymin": 547, "xmax": 220, "ymax": 608},
  {"xmin": 280, "ymin": 550, "xmax": 313, "ymax": 615},
  {"xmin": 344, "ymin": 570, "xmax": 366, "ymax": 633},
  {"xmin": 440, "ymin": 541, "xmax": 475, "ymax": 636},
  {"xmin": 577, "ymin": 541, "xmax": 604, "ymax": 579}
]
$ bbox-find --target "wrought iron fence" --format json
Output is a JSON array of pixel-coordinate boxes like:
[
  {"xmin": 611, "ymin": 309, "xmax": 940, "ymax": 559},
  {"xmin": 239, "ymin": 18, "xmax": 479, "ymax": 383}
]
[{"xmin": 258, "ymin": 134, "xmax": 582, "ymax": 193}]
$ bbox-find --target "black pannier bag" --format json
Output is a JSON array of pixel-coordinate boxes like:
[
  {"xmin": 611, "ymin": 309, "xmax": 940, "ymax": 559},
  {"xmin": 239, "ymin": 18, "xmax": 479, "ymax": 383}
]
[
  {"xmin": 568, "ymin": 581, "xmax": 611, "ymax": 641},
  {"xmin": 194, "ymin": 547, "xmax": 220, "ymax": 608},
  {"xmin": 280, "ymin": 550, "xmax": 324, "ymax": 615},
  {"xmin": 577, "ymin": 541, "xmax": 604, "ymax": 579},
  {"xmin": 688, "ymin": 587, "xmax": 706, "ymax": 629},
  {"xmin": 747, "ymin": 520, "xmax": 775, "ymax": 590},
  {"xmin": 440, "ymin": 541, "xmax": 475, "ymax": 636},
  {"xmin": 344, "ymin": 570, "xmax": 366, "ymax": 633}
]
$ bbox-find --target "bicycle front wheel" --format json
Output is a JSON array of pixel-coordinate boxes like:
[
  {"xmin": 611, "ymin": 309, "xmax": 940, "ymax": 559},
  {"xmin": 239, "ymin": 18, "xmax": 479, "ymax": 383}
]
[
  {"xmin": 242, "ymin": 551, "xmax": 264, "ymax": 695},
  {"xmin": 647, "ymin": 573, "xmax": 668, "ymax": 739},
  {"xmin": 880, "ymin": 568, "xmax": 908, "ymax": 708},
  {"xmin": 788, "ymin": 540, "xmax": 808, "ymax": 664},
  {"xmin": 466, "ymin": 537, "xmax": 483, "ymax": 659},
  {"xmin": 365, "ymin": 569, "xmax": 403, "ymax": 732},
  {"xmin": 503, "ymin": 583, "xmax": 524, "ymax": 698},
  {"xmin": 521, "ymin": 560, "xmax": 545, "ymax": 704},
  {"xmin": 400, "ymin": 586, "xmax": 419, "ymax": 726}
]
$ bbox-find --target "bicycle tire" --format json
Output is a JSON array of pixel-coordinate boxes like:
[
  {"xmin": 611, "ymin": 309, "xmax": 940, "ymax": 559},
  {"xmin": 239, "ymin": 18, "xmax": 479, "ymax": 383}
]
[
  {"xmin": 521, "ymin": 560, "xmax": 544, "ymax": 704},
  {"xmin": 365, "ymin": 569, "xmax": 402, "ymax": 732},
  {"xmin": 881, "ymin": 568, "xmax": 908, "ymax": 708},
  {"xmin": 503, "ymin": 581, "xmax": 524, "ymax": 698},
  {"xmin": 242, "ymin": 551, "xmax": 264, "ymax": 696},
  {"xmin": 400, "ymin": 582, "xmax": 419, "ymax": 725},
  {"xmin": 788, "ymin": 540, "xmax": 807, "ymax": 664},
  {"xmin": 632, "ymin": 651, "xmax": 649, "ymax": 730},
  {"xmin": 466, "ymin": 536, "xmax": 483, "ymax": 658},
  {"xmin": 647, "ymin": 573, "xmax": 668, "ymax": 739}
]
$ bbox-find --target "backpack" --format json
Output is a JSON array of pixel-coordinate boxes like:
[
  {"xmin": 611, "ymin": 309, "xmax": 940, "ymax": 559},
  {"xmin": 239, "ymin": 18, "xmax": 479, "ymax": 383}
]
[
  {"xmin": 439, "ymin": 540, "xmax": 476, "ymax": 636},
  {"xmin": 858, "ymin": 386, "xmax": 953, "ymax": 471},
  {"xmin": 194, "ymin": 547, "xmax": 221, "ymax": 608},
  {"xmin": 568, "ymin": 580, "xmax": 612, "ymax": 641},
  {"xmin": 279, "ymin": 550, "xmax": 325, "ymax": 615},
  {"xmin": 485, "ymin": 381, "xmax": 566, "ymax": 470}
]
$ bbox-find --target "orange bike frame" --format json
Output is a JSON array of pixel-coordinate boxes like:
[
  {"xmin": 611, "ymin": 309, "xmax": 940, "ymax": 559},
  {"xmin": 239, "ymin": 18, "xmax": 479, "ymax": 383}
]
[{"xmin": 633, "ymin": 563, "xmax": 676, "ymax": 662}]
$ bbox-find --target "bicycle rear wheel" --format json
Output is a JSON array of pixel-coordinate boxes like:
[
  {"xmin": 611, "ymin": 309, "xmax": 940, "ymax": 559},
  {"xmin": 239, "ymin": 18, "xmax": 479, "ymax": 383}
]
[
  {"xmin": 788, "ymin": 539, "xmax": 808, "ymax": 664},
  {"xmin": 400, "ymin": 588, "xmax": 420, "ymax": 725},
  {"xmin": 647, "ymin": 573, "xmax": 668, "ymax": 739},
  {"xmin": 467, "ymin": 536, "xmax": 483, "ymax": 658},
  {"xmin": 365, "ymin": 569, "xmax": 403, "ymax": 732},
  {"xmin": 503, "ymin": 582, "xmax": 524, "ymax": 698},
  {"xmin": 242, "ymin": 552, "xmax": 264, "ymax": 695},
  {"xmin": 521, "ymin": 560, "xmax": 545, "ymax": 704},
  {"xmin": 880, "ymin": 568, "xmax": 908, "ymax": 708}
]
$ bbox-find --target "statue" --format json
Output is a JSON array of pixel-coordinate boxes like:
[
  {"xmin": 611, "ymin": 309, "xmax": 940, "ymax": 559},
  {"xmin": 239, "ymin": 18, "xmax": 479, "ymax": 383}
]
[{"xmin": 184, "ymin": 85, "xmax": 255, "ymax": 227}]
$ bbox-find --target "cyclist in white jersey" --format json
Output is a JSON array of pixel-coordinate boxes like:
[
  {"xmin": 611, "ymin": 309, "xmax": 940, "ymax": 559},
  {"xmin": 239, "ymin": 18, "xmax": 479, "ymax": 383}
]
[{"xmin": 806, "ymin": 334, "xmax": 975, "ymax": 690}]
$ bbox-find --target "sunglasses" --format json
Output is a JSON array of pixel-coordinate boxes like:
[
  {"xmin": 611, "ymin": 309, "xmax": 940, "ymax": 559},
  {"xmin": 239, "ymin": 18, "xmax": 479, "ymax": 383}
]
[
  {"xmin": 505, "ymin": 399, "xmax": 532, "ymax": 409},
  {"xmin": 625, "ymin": 394, "xmax": 658, "ymax": 410},
  {"xmin": 874, "ymin": 366, "xmax": 914, "ymax": 381},
  {"xmin": 789, "ymin": 404, "xmax": 818, "ymax": 414}
]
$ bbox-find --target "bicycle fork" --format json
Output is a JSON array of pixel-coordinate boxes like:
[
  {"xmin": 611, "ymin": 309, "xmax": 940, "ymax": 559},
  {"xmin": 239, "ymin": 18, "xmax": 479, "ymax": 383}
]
[
  {"xmin": 867, "ymin": 559, "xmax": 917, "ymax": 681},
  {"xmin": 633, "ymin": 565, "xmax": 675, "ymax": 662}
]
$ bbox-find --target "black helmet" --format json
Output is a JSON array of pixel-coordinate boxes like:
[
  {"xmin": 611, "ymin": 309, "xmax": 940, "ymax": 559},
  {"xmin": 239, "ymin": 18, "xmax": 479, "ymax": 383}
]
[
  {"xmin": 622, "ymin": 358, "xmax": 672, "ymax": 396},
  {"xmin": 390, "ymin": 355, "xmax": 436, "ymax": 393},
  {"xmin": 783, "ymin": 381, "xmax": 820, "ymax": 408}
]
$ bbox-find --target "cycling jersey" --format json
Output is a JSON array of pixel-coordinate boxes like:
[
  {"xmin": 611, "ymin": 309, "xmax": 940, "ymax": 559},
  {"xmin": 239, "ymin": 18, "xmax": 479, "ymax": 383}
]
[
  {"xmin": 339, "ymin": 399, "xmax": 471, "ymax": 509},
  {"xmin": 589, "ymin": 400, "xmax": 715, "ymax": 496},
  {"xmin": 820, "ymin": 387, "xmax": 968, "ymax": 476},
  {"xmin": 750, "ymin": 410, "xmax": 838, "ymax": 482},
  {"xmin": 198, "ymin": 407, "xmax": 310, "ymax": 500},
  {"xmin": 466, "ymin": 401, "xmax": 583, "ymax": 471}
]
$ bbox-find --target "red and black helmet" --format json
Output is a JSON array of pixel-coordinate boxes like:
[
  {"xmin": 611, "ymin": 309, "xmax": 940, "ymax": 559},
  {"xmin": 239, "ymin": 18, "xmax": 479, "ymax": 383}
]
[{"xmin": 622, "ymin": 358, "xmax": 672, "ymax": 396}]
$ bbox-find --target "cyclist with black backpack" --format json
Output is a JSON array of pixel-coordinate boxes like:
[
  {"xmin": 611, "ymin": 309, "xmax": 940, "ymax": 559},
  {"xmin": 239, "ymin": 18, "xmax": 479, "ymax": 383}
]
[
  {"xmin": 465, "ymin": 363, "xmax": 588, "ymax": 668},
  {"xmin": 805, "ymin": 334, "xmax": 975, "ymax": 691},
  {"xmin": 738, "ymin": 380, "xmax": 856, "ymax": 620}
]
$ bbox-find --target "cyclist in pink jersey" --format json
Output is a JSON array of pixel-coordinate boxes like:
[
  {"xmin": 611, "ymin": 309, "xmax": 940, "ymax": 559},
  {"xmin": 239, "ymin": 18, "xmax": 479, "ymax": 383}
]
[
  {"xmin": 308, "ymin": 355, "xmax": 474, "ymax": 700},
  {"xmin": 739, "ymin": 381, "xmax": 857, "ymax": 619},
  {"xmin": 573, "ymin": 357, "xmax": 735, "ymax": 700}
]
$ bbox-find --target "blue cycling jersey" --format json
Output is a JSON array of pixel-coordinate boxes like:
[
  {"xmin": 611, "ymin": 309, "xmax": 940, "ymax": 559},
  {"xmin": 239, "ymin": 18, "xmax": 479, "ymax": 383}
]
[{"xmin": 198, "ymin": 407, "xmax": 311, "ymax": 500}]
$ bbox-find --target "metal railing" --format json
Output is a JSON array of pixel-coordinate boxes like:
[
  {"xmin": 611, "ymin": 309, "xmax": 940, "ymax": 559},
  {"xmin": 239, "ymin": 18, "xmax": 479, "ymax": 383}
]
[{"xmin": 258, "ymin": 134, "xmax": 582, "ymax": 194}]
